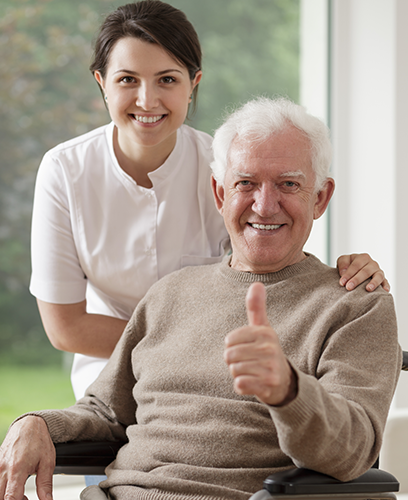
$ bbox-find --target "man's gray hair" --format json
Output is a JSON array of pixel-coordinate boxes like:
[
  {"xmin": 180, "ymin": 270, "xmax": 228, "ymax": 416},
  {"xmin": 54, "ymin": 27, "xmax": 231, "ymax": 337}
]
[{"xmin": 211, "ymin": 97, "xmax": 332, "ymax": 191}]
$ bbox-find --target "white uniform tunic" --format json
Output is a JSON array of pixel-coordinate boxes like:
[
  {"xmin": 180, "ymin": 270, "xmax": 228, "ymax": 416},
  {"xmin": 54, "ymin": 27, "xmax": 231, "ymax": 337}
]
[{"xmin": 30, "ymin": 122, "xmax": 229, "ymax": 398}]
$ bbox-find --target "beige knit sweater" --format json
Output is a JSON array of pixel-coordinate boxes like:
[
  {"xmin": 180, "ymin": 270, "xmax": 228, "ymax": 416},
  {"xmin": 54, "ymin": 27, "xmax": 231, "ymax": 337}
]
[{"xmin": 33, "ymin": 255, "xmax": 401, "ymax": 500}]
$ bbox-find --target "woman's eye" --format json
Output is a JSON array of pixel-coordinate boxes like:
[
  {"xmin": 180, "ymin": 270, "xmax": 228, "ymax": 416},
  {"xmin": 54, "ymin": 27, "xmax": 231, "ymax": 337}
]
[
  {"xmin": 160, "ymin": 76, "xmax": 176, "ymax": 84},
  {"xmin": 120, "ymin": 76, "xmax": 135, "ymax": 83}
]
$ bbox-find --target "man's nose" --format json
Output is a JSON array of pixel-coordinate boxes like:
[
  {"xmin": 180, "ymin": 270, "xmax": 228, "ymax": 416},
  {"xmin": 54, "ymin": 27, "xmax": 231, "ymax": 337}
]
[
  {"xmin": 252, "ymin": 184, "xmax": 281, "ymax": 217},
  {"xmin": 136, "ymin": 83, "xmax": 159, "ymax": 110}
]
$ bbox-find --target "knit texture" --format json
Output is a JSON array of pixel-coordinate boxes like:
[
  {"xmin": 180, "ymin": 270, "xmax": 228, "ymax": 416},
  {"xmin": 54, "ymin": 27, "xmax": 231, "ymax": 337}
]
[{"xmin": 32, "ymin": 254, "xmax": 401, "ymax": 500}]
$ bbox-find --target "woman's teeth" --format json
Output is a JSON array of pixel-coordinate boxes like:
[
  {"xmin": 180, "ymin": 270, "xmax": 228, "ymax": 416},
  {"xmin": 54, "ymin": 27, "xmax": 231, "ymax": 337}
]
[{"xmin": 134, "ymin": 115, "xmax": 164, "ymax": 123}]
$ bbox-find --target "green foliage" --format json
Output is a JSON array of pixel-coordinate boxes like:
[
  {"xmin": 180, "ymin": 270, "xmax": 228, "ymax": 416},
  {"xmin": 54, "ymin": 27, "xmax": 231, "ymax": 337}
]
[
  {"xmin": 0, "ymin": 366, "xmax": 75, "ymax": 443},
  {"xmin": 0, "ymin": 0, "xmax": 299, "ymax": 366},
  {"xmin": 170, "ymin": 0, "xmax": 300, "ymax": 132},
  {"xmin": 0, "ymin": 0, "xmax": 122, "ymax": 364}
]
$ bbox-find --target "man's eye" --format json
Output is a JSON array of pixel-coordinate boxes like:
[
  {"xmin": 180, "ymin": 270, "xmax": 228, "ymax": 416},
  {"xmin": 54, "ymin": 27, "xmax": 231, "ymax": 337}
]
[
  {"xmin": 237, "ymin": 180, "xmax": 252, "ymax": 188},
  {"xmin": 282, "ymin": 181, "xmax": 298, "ymax": 190}
]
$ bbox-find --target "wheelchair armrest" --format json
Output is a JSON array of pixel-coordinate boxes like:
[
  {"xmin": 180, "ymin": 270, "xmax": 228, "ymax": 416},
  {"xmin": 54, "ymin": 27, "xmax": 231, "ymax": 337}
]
[
  {"xmin": 263, "ymin": 467, "xmax": 399, "ymax": 495},
  {"xmin": 402, "ymin": 350, "xmax": 408, "ymax": 371},
  {"xmin": 54, "ymin": 440, "xmax": 127, "ymax": 475}
]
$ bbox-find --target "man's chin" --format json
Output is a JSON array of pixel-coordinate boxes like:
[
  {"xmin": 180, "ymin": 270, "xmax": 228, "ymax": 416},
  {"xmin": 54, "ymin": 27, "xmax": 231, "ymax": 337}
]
[
  {"xmin": 230, "ymin": 246, "xmax": 306, "ymax": 274},
  {"xmin": 230, "ymin": 254, "xmax": 284, "ymax": 274}
]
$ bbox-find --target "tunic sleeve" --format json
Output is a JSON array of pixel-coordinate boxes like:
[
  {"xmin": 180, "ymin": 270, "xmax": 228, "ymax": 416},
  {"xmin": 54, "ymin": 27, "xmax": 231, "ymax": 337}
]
[{"xmin": 29, "ymin": 152, "xmax": 87, "ymax": 304}]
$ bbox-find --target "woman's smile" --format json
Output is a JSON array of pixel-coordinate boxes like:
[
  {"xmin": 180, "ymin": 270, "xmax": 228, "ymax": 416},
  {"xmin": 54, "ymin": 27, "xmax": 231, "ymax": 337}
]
[{"xmin": 132, "ymin": 114, "xmax": 166, "ymax": 124}]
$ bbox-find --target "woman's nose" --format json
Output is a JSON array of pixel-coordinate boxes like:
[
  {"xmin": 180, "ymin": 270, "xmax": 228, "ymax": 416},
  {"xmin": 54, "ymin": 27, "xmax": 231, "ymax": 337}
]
[{"xmin": 136, "ymin": 83, "xmax": 159, "ymax": 110}]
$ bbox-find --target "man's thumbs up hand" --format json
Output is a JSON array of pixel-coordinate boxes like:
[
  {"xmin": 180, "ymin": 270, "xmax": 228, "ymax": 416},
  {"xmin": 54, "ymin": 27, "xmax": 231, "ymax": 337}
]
[{"xmin": 224, "ymin": 283, "xmax": 297, "ymax": 406}]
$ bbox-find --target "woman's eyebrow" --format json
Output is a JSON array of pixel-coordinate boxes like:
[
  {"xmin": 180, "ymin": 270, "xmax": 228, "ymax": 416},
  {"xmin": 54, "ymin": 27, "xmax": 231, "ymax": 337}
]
[{"xmin": 113, "ymin": 68, "xmax": 184, "ymax": 76}]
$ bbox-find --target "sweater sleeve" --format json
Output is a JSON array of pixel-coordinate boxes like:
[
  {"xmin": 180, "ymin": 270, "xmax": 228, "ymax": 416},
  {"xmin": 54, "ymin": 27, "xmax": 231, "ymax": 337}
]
[
  {"xmin": 267, "ymin": 292, "xmax": 401, "ymax": 482},
  {"xmin": 19, "ymin": 303, "xmax": 147, "ymax": 444}
]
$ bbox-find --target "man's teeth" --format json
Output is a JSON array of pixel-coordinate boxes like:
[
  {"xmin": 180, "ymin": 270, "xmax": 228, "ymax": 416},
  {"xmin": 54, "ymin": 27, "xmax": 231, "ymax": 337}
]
[
  {"xmin": 134, "ymin": 115, "xmax": 164, "ymax": 123},
  {"xmin": 251, "ymin": 223, "xmax": 282, "ymax": 230}
]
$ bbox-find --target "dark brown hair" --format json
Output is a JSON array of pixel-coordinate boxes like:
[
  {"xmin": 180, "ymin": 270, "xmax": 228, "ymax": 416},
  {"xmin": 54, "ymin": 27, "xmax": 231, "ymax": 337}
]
[{"xmin": 90, "ymin": 1, "xmax": 202, "ymax": 113}]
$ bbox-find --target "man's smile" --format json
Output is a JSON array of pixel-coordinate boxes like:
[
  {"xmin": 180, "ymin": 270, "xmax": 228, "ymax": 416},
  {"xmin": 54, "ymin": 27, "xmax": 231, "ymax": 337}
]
[{"xmin": 248, "ymin": 223, "xmax": 283, "ymax": 231}]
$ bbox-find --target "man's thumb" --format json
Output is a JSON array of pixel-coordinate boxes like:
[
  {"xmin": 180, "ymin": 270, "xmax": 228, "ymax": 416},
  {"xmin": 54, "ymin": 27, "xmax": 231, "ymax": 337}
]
[{"xmin": 246, "ymin": 282, "xmax": 269, "ymax": 326}]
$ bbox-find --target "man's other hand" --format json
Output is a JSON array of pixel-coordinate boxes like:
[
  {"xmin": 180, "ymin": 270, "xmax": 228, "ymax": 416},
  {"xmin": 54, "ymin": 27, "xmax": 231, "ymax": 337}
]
[{"xmin": 0, "ymin": 416, "xmax": 55, "ymax": 500}]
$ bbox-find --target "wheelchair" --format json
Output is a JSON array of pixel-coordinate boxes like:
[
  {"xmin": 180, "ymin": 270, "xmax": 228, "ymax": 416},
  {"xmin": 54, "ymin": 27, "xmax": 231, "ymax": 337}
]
[
  {"xmin": 54, "ymin": 439, "xmax": 399, "ymax": 500},
  {"xmin": 53, "ymin": 351, "xmax": 408, "ymax": 500}
]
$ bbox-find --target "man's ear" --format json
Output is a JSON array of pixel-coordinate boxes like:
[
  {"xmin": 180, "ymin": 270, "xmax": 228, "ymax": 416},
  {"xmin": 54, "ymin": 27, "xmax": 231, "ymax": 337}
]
[
  {"xmin": 211, "ymin": 175, "xmax": 225, "ymax": 215},
  {"xmin": 313, "ymin": 178, "xmax": 335, "ymax": 220}
]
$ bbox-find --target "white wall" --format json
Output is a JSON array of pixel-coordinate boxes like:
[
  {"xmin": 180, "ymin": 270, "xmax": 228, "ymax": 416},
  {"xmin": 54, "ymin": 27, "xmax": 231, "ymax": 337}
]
[
  {"xmin": 330, "ymin": 0, "xmax": 396, "ymax": 284},
  {"xmin": 330, "ymin": 0, "xmax": 408, "ymax": 409}
]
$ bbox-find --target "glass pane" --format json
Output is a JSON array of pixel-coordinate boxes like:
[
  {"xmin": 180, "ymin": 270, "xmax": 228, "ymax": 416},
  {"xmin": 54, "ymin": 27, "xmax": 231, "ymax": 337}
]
[
  {"xmin": 167, "ymin": 0, "xmax": 300, "ymax": 133},
  {"xmin": 0, "ymin": 0, "xmax": 299, "ymax": 442}
]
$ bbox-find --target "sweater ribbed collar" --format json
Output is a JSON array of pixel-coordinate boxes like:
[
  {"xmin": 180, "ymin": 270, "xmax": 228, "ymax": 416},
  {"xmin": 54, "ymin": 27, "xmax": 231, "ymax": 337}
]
[{"xmin": 219, "ymin": 253, "xmax": 322, "ymax": 284}]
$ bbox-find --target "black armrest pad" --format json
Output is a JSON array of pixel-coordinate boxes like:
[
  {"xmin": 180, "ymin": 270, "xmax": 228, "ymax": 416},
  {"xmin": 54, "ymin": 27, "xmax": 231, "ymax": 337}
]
[
  {"xmin": 54, "ymin": 440, "xmax": 127, "ymax": 475},
  {"xmin": 402, "ymin": 350, "xmax": 408, "ymax": 371},
  {"xmin": 263, "ymin": 468, "xmax": 399, "ymax": 495}
]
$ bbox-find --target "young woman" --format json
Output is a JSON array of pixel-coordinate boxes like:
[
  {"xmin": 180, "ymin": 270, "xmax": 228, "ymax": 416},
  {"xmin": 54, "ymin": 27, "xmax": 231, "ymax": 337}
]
[{"xmin": 30, "ymin": 0, "xmax": 388, "ymax": 402}]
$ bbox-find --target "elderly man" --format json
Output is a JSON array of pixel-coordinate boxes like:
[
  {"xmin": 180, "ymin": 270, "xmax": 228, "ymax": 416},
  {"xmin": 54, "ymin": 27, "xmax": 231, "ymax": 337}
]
[{"xmin": 0, "ymin": 98, "xmax": 401, "ymax": 500}]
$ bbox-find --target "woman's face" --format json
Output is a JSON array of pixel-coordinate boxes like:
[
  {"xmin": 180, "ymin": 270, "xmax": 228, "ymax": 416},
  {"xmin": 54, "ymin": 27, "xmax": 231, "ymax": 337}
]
[{"xmin": 95, "ymin": 37, "xmax": 201, "ymax": 159}]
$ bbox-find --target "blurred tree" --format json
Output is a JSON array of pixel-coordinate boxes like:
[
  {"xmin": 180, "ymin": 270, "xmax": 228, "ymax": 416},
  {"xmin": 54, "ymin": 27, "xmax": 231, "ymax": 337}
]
[
  {"xmin": 0, "ymin": 0, "xmax": 116, "ymax": 365},
  {"xmin": 171, "ymin": 0, "xmax": 299, "ymax": 132},
  {"xmin": 0, "ymin": 0, "xmax": 299, "ymax": 365}
]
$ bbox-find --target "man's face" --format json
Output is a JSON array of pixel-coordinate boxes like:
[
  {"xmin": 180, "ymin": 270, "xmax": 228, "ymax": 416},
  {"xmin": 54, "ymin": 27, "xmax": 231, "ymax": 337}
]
[{"xmin": 212, "ymin": 126, "xmax": 334, "ymax": 273}]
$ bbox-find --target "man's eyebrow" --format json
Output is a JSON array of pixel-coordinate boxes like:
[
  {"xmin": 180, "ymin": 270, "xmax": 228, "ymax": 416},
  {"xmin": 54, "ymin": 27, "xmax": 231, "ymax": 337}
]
[
  {"xmin": 279, "ymin": 171, "xmax": 306, "ymax": 180},
  {"xmin": 231, "ymin": 170, "xmax": 253, "ymax": 178},
  {"xmin": 231, "ymin": 170, "xmax": 307, "ymax": 180}
]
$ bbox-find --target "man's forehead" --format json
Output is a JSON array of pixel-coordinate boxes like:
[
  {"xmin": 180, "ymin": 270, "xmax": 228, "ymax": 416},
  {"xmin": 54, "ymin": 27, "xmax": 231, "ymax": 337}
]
[
  {"xmin": 227, "ymin": 130, "xmax": 313, "ymax": 177},
  {"xmin": 230, "ymin": 128, "xmax": 310, "ymax": 154}
]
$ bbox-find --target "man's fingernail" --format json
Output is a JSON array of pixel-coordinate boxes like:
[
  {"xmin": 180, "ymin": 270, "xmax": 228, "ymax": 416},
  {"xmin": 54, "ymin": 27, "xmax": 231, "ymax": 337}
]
[{"xmin": 346, "ymin": 281, "xmax": 355, "ymax": 290}]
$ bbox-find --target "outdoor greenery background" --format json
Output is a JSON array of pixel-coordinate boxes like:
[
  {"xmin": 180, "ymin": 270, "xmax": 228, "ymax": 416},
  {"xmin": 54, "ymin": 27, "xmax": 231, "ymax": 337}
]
[{"xmin": 0, "ymin": 0, "xmax": 299, "ymax": 442}]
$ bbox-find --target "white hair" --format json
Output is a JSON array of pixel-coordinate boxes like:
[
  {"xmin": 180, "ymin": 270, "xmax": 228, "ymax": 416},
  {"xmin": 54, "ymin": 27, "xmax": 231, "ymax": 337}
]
[{"xmin": 210, "ymin": 97, "xmax": 332, "ymax": 191}]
